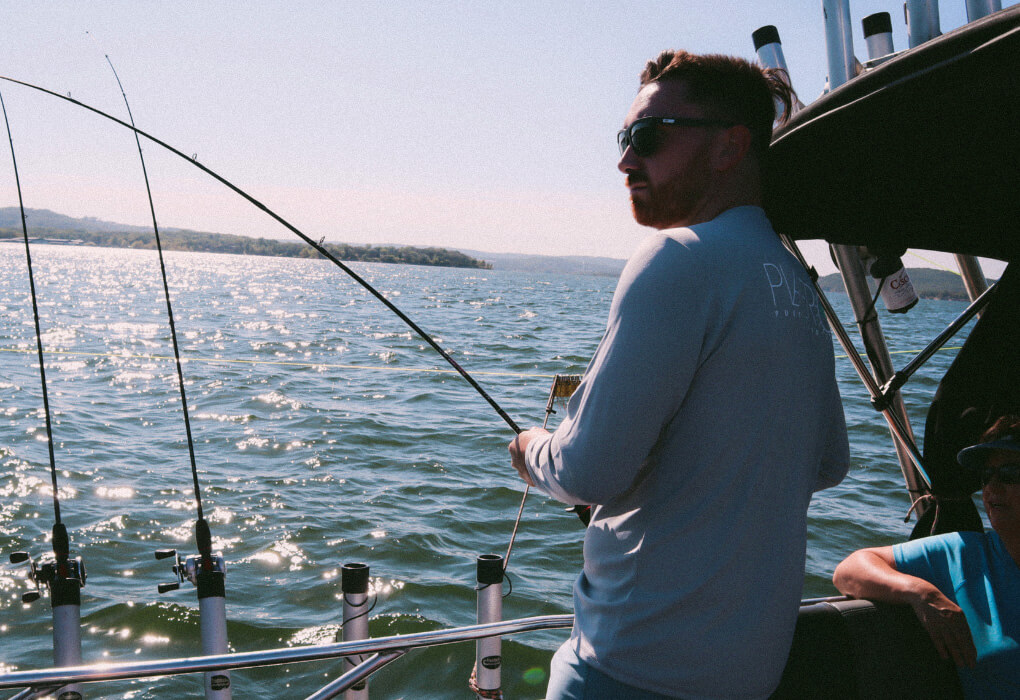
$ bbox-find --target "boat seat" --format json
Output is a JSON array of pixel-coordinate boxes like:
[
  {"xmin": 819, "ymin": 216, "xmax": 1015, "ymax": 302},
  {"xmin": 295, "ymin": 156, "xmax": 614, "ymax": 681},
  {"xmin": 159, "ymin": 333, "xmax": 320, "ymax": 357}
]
[{"xmin": 770, "ymin": 598, "xmax": 964, "ymax": 699}]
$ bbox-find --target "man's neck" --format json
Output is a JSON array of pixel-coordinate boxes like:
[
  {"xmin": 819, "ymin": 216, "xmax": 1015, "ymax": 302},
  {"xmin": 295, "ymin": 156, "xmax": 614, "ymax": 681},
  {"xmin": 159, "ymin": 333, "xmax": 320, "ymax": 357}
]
[{"xmin": 673, "ymin": 192, "xmax": 761, "ymax": 229}]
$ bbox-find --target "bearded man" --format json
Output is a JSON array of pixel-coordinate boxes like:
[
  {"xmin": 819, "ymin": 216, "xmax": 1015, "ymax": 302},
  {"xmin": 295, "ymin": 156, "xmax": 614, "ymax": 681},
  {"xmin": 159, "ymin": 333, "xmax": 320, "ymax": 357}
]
[{"xmin": 509, "ymin": 50, "xmax": 850, "ymax": 699}]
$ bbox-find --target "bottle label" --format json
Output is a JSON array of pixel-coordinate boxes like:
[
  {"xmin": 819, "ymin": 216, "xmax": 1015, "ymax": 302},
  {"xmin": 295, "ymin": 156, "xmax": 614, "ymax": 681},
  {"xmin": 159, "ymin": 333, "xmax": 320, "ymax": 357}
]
[{"xmin": 880, "ymin": 267, "xmax": 918, "ymax": 313}]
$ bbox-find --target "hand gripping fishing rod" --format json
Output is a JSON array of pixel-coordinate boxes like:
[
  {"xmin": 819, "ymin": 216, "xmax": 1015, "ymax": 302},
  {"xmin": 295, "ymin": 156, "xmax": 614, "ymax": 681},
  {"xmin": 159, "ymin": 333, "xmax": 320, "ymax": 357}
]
[
  {"xmin": 502, "ymin": 375, "xmax": 585, "ymax": 570},
  {"xmin": 1, "ymin": 87, "xmax": 86, "ymax": 700},
  {"xmin": 94, "ymin": 48, "xmax": 231, "ymax": 699}
]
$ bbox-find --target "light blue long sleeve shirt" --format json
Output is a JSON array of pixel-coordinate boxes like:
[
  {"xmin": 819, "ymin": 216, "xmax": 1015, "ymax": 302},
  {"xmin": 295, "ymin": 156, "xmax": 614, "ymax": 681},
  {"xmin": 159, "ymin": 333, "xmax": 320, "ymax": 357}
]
[{"xmin": 526, "ymin": 206, "xmax": 849, "ymax": 698}]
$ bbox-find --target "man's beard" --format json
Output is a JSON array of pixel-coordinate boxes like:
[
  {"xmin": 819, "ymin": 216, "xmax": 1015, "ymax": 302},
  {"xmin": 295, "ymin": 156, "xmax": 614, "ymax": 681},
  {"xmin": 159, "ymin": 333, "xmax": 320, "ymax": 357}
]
[
  {"xmin": 628, "ymin": 144, "xmax": 713, "ymax": 229},
  {"xmin": 630, "ymin": 171, "xmax": 709, "ymax": 230}
]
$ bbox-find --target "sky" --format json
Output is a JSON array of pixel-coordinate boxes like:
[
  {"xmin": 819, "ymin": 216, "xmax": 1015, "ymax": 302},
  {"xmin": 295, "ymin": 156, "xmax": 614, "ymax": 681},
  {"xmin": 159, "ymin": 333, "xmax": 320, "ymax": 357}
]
[{"xmin": 0, "ymin": 1, "xmax": 1012, "ymax": 277}]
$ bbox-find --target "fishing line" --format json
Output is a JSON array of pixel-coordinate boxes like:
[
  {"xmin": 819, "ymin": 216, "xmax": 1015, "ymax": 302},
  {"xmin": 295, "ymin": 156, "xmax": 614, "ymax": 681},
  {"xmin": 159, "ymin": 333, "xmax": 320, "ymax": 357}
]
[
  {"xmin": 0, "ymin": 74, "xmax": 522, "ymax": 437},
  {"xmin": 0, "ymin": 347, "xmax": 564, "ymax": 377},
  {"xmin": 906, "ymin": 250, "xmax": 963, "ymax": 276},
  {"xmin": 0, "ymin": 87, "xmax": 68, "ymax": 554},
  {"xmin": 0, "ymin": 344, "xmax": 964, "ymax": 366},
  {"xmin": 98, "ymin": 50, "xmax": 211, "ymax": 554}
]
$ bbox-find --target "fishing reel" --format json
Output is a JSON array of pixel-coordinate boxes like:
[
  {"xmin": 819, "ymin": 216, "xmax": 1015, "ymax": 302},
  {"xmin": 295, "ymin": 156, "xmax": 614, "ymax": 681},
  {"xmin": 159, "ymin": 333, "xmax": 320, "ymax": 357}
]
[
  {"xmin": 8, "ymin": 550, "xmax": 86, "ymax": 604},
  {"xmin": 155, "ymin": 548, "xmax": 226, "ymax": 593}
]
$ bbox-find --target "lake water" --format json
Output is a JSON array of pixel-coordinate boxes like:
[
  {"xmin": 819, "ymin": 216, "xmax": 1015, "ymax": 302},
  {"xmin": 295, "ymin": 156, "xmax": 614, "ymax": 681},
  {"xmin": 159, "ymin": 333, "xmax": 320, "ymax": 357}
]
[{"xmin": 0, "ymin": 244, "xmax": 979, "ymax": 698}]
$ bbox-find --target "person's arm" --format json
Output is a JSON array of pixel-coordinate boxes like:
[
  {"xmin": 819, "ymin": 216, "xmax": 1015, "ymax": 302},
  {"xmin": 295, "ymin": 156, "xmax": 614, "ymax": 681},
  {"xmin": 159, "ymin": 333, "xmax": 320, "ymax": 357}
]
[
  {"xmin": 813, "ymin": 377, "xmax": 850, "ymax": 492},
  {"xmin": 516, "ymin": 234, "xmax": 706, "ymax": 505},
  {"xmin": 833, "ymin": 546, "xmax": 977, "ymax": 668}
]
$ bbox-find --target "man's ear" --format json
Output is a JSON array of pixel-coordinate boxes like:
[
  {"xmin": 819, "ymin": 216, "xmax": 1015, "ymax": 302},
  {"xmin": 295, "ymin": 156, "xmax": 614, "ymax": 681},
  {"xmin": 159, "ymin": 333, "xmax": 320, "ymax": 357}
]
[{"xmin": 712, "ymin": 124, "xmax": 753, "ymax": 172}]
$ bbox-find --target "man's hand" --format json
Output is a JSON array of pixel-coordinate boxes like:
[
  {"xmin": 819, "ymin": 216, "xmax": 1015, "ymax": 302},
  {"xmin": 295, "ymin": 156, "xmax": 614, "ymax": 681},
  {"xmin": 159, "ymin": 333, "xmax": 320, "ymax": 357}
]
[
  {"xmin": 908, "ymin": 585, "xmax": 978, "ymax": 669},
  {"xmin": 508, "ymin": 427, "xmax": 549, "ymax": 487}
]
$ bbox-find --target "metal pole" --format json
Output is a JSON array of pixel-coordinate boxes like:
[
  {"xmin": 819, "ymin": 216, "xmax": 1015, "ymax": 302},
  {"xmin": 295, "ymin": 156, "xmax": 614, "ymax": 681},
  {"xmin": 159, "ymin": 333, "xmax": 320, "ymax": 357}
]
[
  {"xmin": 905, "ymin": 0, "xmax": 941, "ymax": 48},
  {"xmin": 879, "ymin": 282, "xmax": 997, "ymax": 399},
  {"xmin": 966, "ymin": 0, "xmax": 1002, "ymax": 21},
  {"xmin": 341, "ymin": 563, "xmax": 371, "ymax": 700},
  {"xmin": 7, "ymin": 688, "xmax": 57, "ymax": 700},
  {"xmin": 197, "ymin": 565, "xmax": 231, "ymax": 699},
  {"xmin": 862, "ymin": 12, "xmax": 895, "ymax": 60},
  {"xmin": 474, "ymin": 555, "xmax": 503, "ymax": 699},
  {"xmin": 820, "ymin": 0, "xmax": 929, "ymax": 513},
  {"xmin": 752, "ymin": 25, "xmax": 789, "ymax": 74},
  {"xmin": 304, "ymin": 652, "xmax": 404, "ymax": 700},
  {"xmin": 954, "ymin": 255, "xmax": 989, "ymax": 303},
  {"xmin": 902, "ymin": 0, "xmax": 992, "ymax": 312},
  {"xmin": 832, "ymin": 251, "xmax": 927, "ymax": 506},
  {"xmin": 752, "ymin": 25, "xmax": 804, "ymax": 118},
  {"xmin": 822, "ymin": 0, "xmax": 856, "ymax": 87},
  {"xmin": 51, "ymin": 573, "xmax": 83, "ymax": 700}
]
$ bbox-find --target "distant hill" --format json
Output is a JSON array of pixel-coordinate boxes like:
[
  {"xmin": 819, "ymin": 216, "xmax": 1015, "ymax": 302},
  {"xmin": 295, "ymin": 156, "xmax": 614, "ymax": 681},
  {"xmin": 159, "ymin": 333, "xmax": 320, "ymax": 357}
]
[
  {"xmin": 457, "ymin": 249, "xmax": 626, "ymax": 277},
  {"xmin": 2, "ymin": 209, "xmax": 995, "ymax": 289},
  {"xmin": 818, "ymin": 267, "xmax": 995, "ymax": 301},
  {"xmin": 0, "ymin": 208, "xmax": 156, "ymax": 234},
  {"xmin": 0, "ymin": 207, "xmax": 631, "ymax": 276},
  {"xmin": 0, "ymin": 208, "xmax": 490, "ymax": 269}
]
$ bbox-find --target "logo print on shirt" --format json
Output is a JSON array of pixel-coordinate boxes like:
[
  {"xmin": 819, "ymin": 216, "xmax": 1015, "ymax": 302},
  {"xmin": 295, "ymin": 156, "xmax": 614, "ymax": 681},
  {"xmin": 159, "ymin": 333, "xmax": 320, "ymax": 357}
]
[{"xmin": 762, "ymin": 262, "xmax": 826, "ymax": 333}]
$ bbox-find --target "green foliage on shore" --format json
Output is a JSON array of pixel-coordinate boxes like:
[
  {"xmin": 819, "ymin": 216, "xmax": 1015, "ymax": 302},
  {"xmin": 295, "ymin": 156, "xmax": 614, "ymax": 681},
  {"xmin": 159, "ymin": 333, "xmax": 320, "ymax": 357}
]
[{"xmin": 0, "ymin": 210, "xmax": 491, "ymax": 269}]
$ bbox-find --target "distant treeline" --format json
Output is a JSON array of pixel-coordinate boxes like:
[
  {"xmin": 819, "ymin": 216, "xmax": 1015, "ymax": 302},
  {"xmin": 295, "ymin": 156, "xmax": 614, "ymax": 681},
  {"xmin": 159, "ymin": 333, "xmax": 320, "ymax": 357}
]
[
  {"xmin": 817, "ymin": 267, "xmax": 996, "ymax": 302},
  {"xmin": 0, "ymin": 226, "xmax": 491, "ymax": 269}
]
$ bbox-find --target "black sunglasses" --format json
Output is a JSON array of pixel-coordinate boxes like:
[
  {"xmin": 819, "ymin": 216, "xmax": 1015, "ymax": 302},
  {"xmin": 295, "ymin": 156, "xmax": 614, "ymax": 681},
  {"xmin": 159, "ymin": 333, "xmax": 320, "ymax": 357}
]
[
  {"xmin": 617, "ymin": 116, "xmax": 738, "ymax": 157},
  {"xmin": 981, "ymin": 462, "xmax": 1020, "ymax": 486}
]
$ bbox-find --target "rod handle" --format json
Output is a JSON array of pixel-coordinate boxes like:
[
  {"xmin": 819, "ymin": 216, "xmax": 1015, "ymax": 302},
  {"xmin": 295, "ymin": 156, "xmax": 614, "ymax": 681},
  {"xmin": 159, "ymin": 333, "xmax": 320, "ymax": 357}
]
[
  {"xmin": 158, "ymin": 581, "xmax": 181, "ymax": 594},
  {"xmin": 155, "ymin": 548, "xmax": 177, "ymax": 560}
]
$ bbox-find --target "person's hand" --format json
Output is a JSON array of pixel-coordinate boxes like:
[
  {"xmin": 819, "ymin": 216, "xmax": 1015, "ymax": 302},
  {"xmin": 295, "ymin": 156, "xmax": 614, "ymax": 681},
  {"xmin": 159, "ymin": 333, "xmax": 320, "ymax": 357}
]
[
  {"xmin": 909, "ymin": 586, "xmax": 977, "ymax": 669},
  {"xmin": 508, "ymin": 428, "xmax": 549, "ymax": 487}
]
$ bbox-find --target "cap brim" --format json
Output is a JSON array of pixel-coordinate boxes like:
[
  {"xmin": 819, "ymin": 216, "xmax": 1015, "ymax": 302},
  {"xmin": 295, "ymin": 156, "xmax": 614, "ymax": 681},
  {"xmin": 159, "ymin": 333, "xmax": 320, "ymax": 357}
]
[{"xmin": 957, "ymin": 439, "xmax": 1020, "ymax": 470}]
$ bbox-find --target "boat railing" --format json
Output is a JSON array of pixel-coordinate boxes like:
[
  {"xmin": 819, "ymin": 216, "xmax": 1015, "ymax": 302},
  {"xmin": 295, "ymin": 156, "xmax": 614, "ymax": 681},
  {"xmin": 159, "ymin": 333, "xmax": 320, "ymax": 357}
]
[{"xmin": 0, "ymin": 614, "xmax": 575, "ymax": 699}]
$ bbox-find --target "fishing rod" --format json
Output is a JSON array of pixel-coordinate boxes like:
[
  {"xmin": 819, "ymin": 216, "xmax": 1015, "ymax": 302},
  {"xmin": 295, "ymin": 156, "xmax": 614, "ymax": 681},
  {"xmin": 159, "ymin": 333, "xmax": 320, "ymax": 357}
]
[
  {"xmin": 94, "ymin": 48, "xmax": 232, "ymax": 699},
  {"xmin": 0, "ymin": 74, "xmax": 582, "ymax": 606},
  {"xmin": 0, "ymin": 74, "xmax": 521, "ymax": 437},
  {"xmin": 502, "ymin": 374, "xmax": 584, "ymax": 572},
  {"xmin": 1, "ymin": 86, "xmax": 86, "ymax": 700}
]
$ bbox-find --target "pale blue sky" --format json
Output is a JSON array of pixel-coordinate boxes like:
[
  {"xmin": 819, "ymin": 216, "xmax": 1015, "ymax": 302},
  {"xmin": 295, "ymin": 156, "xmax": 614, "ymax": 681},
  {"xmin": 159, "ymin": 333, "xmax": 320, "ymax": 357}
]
[{"xmin": 0, "ymin": 1, "xmax": 1011, "ymax": 275}]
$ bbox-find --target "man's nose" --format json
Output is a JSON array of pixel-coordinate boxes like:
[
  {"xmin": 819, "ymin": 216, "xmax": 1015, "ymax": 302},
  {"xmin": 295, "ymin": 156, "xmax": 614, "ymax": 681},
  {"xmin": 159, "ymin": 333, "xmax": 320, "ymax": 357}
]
[{"xmin": 618, "ymin": 146, "xmax": 640, "ymax": 174}]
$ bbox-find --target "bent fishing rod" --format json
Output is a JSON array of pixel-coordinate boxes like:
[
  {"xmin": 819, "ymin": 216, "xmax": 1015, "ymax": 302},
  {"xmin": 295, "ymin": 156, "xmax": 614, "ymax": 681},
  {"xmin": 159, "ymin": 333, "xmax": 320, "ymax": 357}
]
[
  {"xmin": 0, "ymin": 74, "xmax": 591, "ymax": 583},
  {"xmin": 97, "ymin": 50, "xmax": 232, "ymax": 699},
  {"xmin": 1, "ymin": 86, "xmax": 87, "ymax": 698},
  {"xmin": 0, "ymin": 74, "xmax": 521, "ymax": 437}
]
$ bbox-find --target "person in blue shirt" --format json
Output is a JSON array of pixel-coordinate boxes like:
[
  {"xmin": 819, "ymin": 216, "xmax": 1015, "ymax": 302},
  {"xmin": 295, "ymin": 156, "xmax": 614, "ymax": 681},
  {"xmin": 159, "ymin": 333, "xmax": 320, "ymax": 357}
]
[{"xmin": 834, "ymin": 415, "xmax": 1020, "ymax": 698}]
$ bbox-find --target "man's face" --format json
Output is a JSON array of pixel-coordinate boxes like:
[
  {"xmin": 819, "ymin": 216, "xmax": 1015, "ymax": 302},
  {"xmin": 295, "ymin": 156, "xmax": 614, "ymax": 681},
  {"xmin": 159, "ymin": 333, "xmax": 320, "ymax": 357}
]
[
  {"xmin": 982, "ymin": 450, "xmax": 1020, "ymax": 537},
  {"xmin": 617, "ymin": 81, "xmax": 722, "ymax": 230}
]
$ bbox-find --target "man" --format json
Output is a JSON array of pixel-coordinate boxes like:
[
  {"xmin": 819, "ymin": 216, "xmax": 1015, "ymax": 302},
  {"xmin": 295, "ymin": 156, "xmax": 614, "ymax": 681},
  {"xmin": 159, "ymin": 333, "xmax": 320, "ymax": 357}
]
[{"xmin": 509, "ymin": 51, "xmax": 850, "ymax": 699}]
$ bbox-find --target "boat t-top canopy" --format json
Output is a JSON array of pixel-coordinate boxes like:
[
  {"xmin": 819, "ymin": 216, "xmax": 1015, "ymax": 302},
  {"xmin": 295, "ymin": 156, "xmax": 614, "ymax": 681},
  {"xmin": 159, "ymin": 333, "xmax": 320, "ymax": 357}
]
[{"xmin": 765, "ymin": 5, "xmax": 1019, "ymax": 263}]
